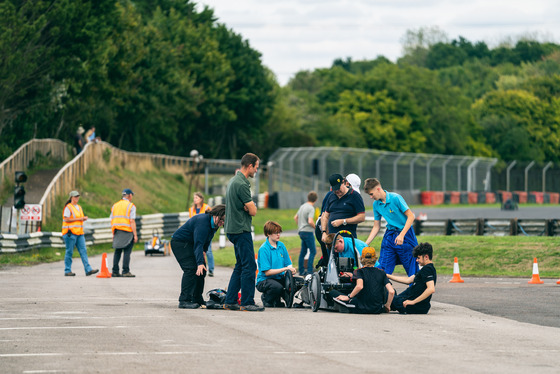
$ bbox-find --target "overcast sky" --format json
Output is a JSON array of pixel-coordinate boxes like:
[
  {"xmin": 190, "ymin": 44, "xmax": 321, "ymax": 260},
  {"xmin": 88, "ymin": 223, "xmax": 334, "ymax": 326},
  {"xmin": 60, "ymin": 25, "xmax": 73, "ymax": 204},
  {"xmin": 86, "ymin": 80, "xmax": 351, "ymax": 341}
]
[{"xmin": 196, "ymin": 0, "xmax": 560, "ymax": 85}]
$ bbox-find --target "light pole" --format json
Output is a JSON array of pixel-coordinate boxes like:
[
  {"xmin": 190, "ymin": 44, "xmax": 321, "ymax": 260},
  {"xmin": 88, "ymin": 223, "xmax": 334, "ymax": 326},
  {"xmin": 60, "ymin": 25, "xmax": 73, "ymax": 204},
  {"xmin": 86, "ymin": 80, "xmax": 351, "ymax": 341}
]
[{"xmin": 186, "ymin": 150, "xmax": 204, "ymax": 210}]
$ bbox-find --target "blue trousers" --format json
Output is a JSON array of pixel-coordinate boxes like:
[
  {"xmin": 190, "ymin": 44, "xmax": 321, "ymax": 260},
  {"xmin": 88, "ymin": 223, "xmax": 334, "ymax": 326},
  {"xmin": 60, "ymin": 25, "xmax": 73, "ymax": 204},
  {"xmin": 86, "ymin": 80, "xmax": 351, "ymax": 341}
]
[
  {"xmin": 64, "ymin": 233, "xmax": 93, "ymax": 274},
  {"xmin": 298, "ymin": 231, "xmax": 316, "ymax": 275},
  {"xmin": 206, "ymin": 244, "xmax": 214, "ymax": 272},
  {"xmin": 224, "ymin": 232, "xmax": 257, "ymax": 306},
  {"xmin": 377, "ymin": 228, "xmax": 419, "ymax": 276}
]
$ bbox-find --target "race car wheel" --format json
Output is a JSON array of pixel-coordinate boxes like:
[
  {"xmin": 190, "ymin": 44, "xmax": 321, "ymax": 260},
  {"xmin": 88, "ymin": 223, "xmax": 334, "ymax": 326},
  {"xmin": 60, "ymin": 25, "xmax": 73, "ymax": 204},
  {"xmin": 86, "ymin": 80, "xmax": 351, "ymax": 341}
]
[
  {"xmin": 283, "ymin": 270, "xmax": 296, "ymax": 308},
  {"xmin": 309, "ymin": 272, "xmax": 321, "ymax": 312}
]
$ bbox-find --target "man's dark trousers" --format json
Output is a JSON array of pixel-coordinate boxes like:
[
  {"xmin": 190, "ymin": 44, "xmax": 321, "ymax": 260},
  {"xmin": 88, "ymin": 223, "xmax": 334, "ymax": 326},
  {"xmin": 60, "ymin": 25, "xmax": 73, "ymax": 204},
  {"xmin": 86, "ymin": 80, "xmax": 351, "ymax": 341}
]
[{"xmin": 224, "ymin": 232, "xmax": 256, "ymax": 306}]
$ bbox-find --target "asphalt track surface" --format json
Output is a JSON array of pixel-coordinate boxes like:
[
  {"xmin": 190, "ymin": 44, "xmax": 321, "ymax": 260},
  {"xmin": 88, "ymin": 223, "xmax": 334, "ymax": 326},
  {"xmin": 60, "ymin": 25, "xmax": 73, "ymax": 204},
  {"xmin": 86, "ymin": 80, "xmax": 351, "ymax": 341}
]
[{"xmin": 1, "ymin": 250, "xmax": 559, "ymax": 374}]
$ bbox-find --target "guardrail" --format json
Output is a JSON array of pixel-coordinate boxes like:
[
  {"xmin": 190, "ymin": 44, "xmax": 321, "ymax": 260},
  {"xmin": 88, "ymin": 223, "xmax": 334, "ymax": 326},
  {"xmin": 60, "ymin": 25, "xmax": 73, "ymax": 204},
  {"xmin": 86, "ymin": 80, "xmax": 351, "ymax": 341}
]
[
  {"xmin": 38, "ymin": 141, "xmax": 198, "ymax": 227},
  {"xmin": 358, "ymin": 217, "xmax": 560, "ymax": 237},
  {"xmin": 0, "ymin": 139, "xmax": 69, "ymax": 192},
  {"xmin": 0, "ymin": 212, "xmax": 189, "ymax": 253},
  {"xmin": 2, "ymin": 213, "xmax": 559, "ymax": 253}
]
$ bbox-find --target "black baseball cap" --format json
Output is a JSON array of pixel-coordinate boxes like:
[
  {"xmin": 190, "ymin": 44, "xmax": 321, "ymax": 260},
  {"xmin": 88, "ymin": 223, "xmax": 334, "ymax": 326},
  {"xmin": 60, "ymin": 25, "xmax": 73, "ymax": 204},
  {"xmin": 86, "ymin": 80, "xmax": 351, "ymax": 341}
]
[
  {"xmin": 329, "ymin": 174, "xmax": 344, "ymax": 191},
  {"xmin": 122, "ymin": 188, "xmax": 134, "ymax": 195}
]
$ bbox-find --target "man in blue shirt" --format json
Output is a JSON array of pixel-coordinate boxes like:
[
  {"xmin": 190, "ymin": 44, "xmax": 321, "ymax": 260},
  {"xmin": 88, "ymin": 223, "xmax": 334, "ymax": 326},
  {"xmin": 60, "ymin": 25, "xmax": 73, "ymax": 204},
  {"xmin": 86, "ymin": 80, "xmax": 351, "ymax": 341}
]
[
  {"xmin": 256, "ymin": 221, "xmax": 296, "ymax": 307},
  {"xmin": 364, "ymin": 178, "xmax": 419, "ymax": 276},
  {"xmin": 171, "ymin": 205, "xmax": 225, "ymax": 309},
  {"xmin": 333, "ymin": 235, "xmax": 367, "ymax": 259}
]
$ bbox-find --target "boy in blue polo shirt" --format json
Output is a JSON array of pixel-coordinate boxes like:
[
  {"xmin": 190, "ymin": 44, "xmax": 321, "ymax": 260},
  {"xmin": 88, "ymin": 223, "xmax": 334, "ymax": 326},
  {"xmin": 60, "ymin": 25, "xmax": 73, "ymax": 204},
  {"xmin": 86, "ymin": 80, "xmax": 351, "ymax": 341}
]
[
  {"xmin": 256, "ymin": 221, "xmax": 297, "ymax": 307},
  {"xmin": 364, "ymin": 178, "xmax": 419, "ymax": 276}
]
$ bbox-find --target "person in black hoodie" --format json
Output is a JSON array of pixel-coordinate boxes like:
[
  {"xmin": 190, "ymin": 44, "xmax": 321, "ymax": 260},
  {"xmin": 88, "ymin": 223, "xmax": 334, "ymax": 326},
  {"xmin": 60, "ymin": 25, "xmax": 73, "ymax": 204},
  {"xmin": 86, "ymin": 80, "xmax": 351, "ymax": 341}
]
[{"xmin": 171, "ymin": 204, "xmax": 225, "ymax": 309}]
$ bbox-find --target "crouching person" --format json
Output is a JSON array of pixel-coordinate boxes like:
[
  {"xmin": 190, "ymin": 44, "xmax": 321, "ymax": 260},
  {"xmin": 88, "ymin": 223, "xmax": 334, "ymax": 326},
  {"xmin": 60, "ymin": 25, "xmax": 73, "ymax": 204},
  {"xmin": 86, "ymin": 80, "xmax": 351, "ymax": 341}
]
[
  {"xmin": 387, "ymin": 242, "xmax": 437, "ymax": 314},
  {"xmin": 331, "ymin": 247, "xmax": 395, "ymax": 314},
  {"xmin": 171, "ymin": 204, "xmax": 226, "ymax": 309},
  {"xmin": 256, "ymin": 221, "xmax": 297, "ymax": 308}
]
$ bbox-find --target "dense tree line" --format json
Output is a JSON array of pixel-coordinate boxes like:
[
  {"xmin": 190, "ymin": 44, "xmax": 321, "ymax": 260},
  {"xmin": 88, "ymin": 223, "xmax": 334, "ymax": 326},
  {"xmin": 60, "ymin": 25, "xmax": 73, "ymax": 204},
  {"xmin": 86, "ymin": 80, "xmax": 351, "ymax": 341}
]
[
  {"xmin": 279, "ymin": 28, "xmax": 560, "ymax": 164},
  {"xmin": 0, "ymin": 0, "xmax": 274, "ymax": 160},
  {"xmin": 2, "ymin": 5, "xmax": 560, "ymax": 165}
]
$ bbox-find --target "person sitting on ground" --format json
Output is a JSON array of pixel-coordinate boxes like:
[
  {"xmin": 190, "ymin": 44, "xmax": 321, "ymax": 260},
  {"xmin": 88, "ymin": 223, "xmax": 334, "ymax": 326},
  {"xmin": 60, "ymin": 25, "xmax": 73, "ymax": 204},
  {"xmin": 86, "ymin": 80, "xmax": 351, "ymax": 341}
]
[
  {"xmin": 330, "ymin": 247, "xmax": 395, "ymax": 314},
  {"xmin": 256, "ymin": 221, "xmax": 297, "ymax": 308},
  {"xmin": 387, "ymin": 242, "xmax": 437, "ymax": 314}
]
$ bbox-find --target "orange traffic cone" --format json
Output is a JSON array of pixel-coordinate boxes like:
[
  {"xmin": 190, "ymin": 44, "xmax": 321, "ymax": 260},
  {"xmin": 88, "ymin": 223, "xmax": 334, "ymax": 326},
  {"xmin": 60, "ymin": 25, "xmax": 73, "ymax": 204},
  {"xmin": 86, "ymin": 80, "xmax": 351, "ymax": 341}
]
[
  {"xmin": 557, "ymin": 278, "xmax": 560, "ymax": 285},
  {"xmin": 96, "ymin": 253, "xmax": 112, "ymax": 278},
  {"xmin": 528, "ymin": 257, "xmax": 544, "ymax": 284},
  {"xmin": 449, "ymin": 257, "xmax": 464, "ymax": 283}
]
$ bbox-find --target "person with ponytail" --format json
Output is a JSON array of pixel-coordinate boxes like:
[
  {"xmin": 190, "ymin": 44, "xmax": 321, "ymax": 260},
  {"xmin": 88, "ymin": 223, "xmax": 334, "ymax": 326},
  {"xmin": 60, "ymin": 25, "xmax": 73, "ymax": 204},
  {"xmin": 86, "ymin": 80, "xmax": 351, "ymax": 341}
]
[{"xmin": 62, "ymin": 191, "xmax": 98, "ymax": 277}]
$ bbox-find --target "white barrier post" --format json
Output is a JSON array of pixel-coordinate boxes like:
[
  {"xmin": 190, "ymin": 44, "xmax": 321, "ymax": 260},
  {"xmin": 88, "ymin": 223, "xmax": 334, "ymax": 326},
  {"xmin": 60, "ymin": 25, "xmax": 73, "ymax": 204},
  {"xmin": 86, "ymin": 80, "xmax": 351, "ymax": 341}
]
[{"xmin": 219, "ymin": 228, "xmax": 226, "ymax": 249}]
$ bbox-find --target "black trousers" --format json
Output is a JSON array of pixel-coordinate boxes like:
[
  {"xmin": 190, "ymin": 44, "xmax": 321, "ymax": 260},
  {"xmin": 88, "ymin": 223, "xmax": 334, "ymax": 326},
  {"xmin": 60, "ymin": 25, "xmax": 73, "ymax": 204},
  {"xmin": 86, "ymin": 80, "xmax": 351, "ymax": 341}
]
[
  {"xmin": 112, "ymin": 240, "xmax": 134, "ymax": 274},
  {"xmin": 256, "ymin": 278, "xmax": 284, "ymax": 305},
  {"xmin": 315, "ymin": 222, "xmax": 329, "ymax": 266},
  {"xmin": 391, "ymin": 289, "xmax": 430, "ymax": 314},
  {"xmin": 171, "ymin": 239, "xmax": 206, "ymax": 304}
]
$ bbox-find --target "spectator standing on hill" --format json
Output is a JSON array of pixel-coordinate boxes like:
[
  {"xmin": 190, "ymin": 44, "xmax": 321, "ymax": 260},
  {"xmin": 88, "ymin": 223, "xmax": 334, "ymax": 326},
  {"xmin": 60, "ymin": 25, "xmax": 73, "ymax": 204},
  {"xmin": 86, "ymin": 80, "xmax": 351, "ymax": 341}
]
[
  {"xmin": 74, "ymin": 126, "xmax": 85, "ymax": 154},
  {"xmin": 294, "ymin": 191, "xmax": 317, "ymax": 276},
  {"xmin": 110, "ymin": 189, "xmax": 138, "ymax": 277},
  {"xmin": 62, "ymin": 191, "xmax": 98, "ymax": 277},
  {"xmin": 189, "ymin": 192, "xmax": 215, "ymax": 277},
  {"xmin": 171, "ymin": 205, "xmax": 225, "ymax": 309},
  {"xmin": 222, "ymin": 153, "xmax": 264, "ymax": 312},
  {"xmin": 364, "ymin": 178, "xmax": 418, "ymax": 276}
]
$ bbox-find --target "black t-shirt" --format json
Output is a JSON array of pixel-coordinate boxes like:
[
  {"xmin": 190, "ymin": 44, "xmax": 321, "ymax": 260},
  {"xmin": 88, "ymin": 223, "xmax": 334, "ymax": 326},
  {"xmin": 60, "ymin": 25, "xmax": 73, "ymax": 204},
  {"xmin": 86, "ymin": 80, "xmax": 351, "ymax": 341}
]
[
  {"xmin": 352, "ymin": 267, "xmax": 390, "ymax": 314},
  {"xmin": 400, "ymin": 263, "xmax": 437, "ymax": 312}
]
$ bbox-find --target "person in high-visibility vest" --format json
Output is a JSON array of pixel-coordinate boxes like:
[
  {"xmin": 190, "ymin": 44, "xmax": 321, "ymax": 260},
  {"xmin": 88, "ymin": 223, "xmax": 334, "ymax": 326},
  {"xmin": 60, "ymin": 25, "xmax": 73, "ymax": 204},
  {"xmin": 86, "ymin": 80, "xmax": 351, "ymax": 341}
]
[
  {"xmin": 110, "ymin": 188, "xmax": 138, "ymax": 277},
  {"xmin": 62, "ymin": 190, "xmax": 98, "ymax": 277},
  {"xmin": 189, "ymin": 192, "xmax": 215, "ymax": 277}
]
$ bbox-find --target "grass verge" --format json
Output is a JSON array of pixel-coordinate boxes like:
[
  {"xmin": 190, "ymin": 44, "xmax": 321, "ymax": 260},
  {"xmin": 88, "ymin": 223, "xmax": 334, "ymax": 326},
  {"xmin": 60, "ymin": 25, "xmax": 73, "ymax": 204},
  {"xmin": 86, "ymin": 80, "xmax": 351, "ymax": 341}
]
[{"xmin": 214, "ymin": 234, "xmax": 560, "ymax": 278}]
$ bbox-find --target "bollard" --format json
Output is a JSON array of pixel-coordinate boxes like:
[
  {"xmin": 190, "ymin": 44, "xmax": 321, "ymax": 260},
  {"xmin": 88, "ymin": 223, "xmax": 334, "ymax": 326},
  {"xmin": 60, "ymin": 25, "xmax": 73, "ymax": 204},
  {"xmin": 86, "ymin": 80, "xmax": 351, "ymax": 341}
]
[{"xmin": 219, "ymin": 228, "xmax": 226, "ymax": 249}]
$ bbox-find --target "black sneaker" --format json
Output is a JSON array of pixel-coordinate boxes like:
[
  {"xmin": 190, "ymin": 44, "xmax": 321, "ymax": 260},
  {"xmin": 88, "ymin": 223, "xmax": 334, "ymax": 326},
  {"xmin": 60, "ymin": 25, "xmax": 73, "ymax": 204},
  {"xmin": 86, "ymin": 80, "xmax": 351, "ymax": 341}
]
[
  {"xmin": 223, "ymin": 303, "xmax": 240, "ymax": 311},
  {"xmin": 178, "ymin": 301, "xmax": 200, "ymax": 309},
  {"xmin": 86, "ymin": 269, "xmax": 99, "ymax": 276},
  {"xmin": 65, "ymin": 272, "xmax": 76, "ymax": 276},
  {"xmin": 122, "ymin": 272, "xmax": 136, "ymax": 277},
  {"xmin": 240, "ymin": 304, "xmax": 265, "ymax": 312},
  {"xmin": 274, "ymin": 300, "xmax": 286, "ymax": 308},
  {"xmin": 111, "ymin": 273, "xmax": 122, "ymax": 277},
  {"xmin": 208, "ymin": 271, "xmax": 214, "ymax": 277}
]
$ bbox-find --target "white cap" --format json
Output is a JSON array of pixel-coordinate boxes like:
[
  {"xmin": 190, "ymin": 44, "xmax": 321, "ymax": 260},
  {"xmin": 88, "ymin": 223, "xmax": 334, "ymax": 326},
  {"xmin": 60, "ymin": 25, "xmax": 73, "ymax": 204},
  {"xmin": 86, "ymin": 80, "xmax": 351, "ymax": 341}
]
[{"xmin": 345, "ymin": 173, "xmax": 361, "ymax": 194}]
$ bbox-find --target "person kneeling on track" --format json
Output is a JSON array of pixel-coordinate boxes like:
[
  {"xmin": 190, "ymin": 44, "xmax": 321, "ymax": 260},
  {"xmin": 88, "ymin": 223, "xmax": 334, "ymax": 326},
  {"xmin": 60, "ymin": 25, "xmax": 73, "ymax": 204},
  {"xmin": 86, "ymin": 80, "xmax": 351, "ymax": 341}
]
[
  {"xmin": 387, "ymin": 242, "xmax": 437, "ymax": 314},
  {"xmin": 256, "ymin": 221, "xmax": 297, "ymax": 308},
  {"xmin": 330, "ymin": 247, "xmax": 395, "ymax": 314}
]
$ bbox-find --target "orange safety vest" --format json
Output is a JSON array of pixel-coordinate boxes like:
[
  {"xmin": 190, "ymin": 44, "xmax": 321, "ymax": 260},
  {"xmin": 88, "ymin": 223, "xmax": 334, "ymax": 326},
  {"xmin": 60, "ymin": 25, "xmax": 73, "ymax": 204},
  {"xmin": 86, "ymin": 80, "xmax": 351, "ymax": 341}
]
[
  {"xmin": 111, "ymin": 199, "xmax": 135, "ymax": 233},
  {"xmin": 62, "ymin": 203, "xmax": 85, "ymax": 235},
  {"xmin": 189, "ymin": 203, "xmax": 210, "ymax": 217}
]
